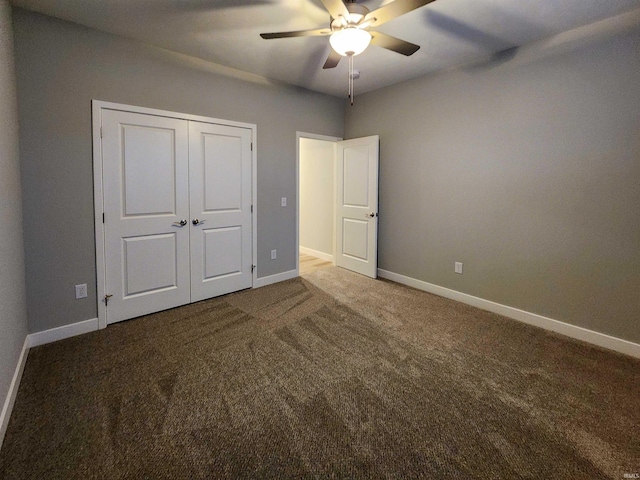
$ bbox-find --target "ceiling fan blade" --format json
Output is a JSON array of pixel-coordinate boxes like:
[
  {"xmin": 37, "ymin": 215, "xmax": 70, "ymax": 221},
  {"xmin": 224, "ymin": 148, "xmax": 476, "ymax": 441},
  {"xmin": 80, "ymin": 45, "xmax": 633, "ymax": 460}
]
[
  {"xmin": 364, "ymin": 0, "xmax": 437, "ymax": 28},
  {"xmin": 260, "ymin": 27, "xmax": 331, "ymax": 39},
  {"xmin": 320, "ymin": 0, "xmax": 350, "ymax": 20},
  {"xmin": 323, "ymin": 49, "xmax": 342, "ymax": 69},
  {"xmin": 370, "ymin": 31, "xmax": 420, "ymax": 56}
]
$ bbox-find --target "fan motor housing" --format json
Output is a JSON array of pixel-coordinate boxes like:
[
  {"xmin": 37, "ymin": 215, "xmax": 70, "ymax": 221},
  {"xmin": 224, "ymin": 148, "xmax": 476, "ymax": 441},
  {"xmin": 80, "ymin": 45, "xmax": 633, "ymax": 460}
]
[
  {"xmin": 346, "ymin": 3, "xmax": 369, "ymax": 17},
  {"xmin": 330, "ymin": 3, "xmax": 370, "ymax": 30}
]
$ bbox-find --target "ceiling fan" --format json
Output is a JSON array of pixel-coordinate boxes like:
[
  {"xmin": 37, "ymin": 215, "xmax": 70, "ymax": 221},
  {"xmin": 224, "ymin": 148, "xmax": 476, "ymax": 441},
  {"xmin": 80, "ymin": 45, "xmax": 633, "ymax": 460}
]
[
  {"xmin": 261, "ymin": 0, "xmax": 437, "ymax": 103},
  {"xmin": 261, "ymin": 0, "xmax": 437, "ymax": 68}
]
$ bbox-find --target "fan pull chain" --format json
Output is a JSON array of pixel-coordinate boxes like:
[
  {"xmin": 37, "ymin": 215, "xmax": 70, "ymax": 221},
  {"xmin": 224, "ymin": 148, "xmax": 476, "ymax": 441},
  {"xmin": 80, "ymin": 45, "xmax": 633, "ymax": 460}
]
[{"xmin": 348, "ymin": 54, "xmax": 354, "ymax": 106}]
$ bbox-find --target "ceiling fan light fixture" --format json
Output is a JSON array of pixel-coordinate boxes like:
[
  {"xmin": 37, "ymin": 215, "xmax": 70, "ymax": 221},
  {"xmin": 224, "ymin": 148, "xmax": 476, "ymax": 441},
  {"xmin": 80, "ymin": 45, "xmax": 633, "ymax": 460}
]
[{"xmin": 329, "ymin": 27, "xmax": 371, "ymax": 57}]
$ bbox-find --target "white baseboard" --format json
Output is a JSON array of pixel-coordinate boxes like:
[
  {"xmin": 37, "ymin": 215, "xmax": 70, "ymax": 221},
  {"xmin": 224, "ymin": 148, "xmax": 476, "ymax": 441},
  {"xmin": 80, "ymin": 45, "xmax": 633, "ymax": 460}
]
[
  {"xmin": 1, "ymin": 317, "xmax": 100, "ymax": 448},
  {"xmin": 0, "ymin": 336, "xmax": 29, "ymax": 448},
  {"xmin": 253, "ymin": 269, "xmax": 298, "ymax": 288},
  {"xmin": 28, "ymin": 318, "xmax": 99, "ymax": 348},
  {"xmin": 378, "ymin": 269, "xmax": 640, "ymax": 359},
  {"xmin": 299, "ymin": 246, "xmax": 334, "ymax": 263}
]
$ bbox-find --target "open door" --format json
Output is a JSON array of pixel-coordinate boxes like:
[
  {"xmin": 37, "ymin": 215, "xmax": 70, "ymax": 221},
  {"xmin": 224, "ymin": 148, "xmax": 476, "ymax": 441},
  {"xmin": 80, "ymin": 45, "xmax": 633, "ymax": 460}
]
[{"xmin": 335, "ymin": 135, "xmax": 379, "ymax": 278}]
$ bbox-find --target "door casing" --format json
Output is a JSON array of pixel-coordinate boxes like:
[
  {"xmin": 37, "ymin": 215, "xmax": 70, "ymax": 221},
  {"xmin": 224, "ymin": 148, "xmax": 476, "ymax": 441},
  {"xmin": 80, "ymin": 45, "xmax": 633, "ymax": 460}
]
[{"xmin": 93, "ymin": 100, "xmax": 257, "ymax": 329}]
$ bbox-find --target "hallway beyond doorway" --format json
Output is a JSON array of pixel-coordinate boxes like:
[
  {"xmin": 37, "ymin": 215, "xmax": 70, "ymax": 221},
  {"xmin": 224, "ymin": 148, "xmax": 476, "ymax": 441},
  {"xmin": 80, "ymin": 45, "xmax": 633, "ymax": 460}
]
[{"xmin": 299, "ymin": 253, "xmax": 332, "ymax": 275}]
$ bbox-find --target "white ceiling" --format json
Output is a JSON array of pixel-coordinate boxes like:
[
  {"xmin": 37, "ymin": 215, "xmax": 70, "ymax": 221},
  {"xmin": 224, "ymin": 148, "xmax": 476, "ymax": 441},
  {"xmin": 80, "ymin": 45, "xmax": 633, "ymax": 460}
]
[{"xmin": 10, "ymin": 0, "xmax": 640, "ymax": 97}]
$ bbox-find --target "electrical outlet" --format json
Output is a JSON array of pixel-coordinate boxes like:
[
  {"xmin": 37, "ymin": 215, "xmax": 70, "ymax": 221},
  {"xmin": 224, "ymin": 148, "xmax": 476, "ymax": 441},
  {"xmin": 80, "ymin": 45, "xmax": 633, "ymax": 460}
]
[
  {"xmin": 454, "ymin": 262, "xmax": 463, "ymax": 274},
  {"xmin": 271, "ymin": 249, "xmax": 277, "ymax": 260},
  {"xmin": 281, "ymin": 197, "xmax": 287, "ymax": 207},
  {"xmin": 75, "ymin": 284, "xmax": 87, "ymax": 299}
]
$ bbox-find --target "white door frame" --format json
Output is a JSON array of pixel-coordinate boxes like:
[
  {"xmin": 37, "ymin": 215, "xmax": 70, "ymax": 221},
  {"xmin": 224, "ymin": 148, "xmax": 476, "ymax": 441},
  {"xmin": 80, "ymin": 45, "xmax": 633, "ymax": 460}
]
[
  {"xmin": 296, "ymin": 132, "xmax": 342, "ymax": 276},
  {"xmin": 93, "ymin": 100, "xmax": 257, "ymax": 329}
]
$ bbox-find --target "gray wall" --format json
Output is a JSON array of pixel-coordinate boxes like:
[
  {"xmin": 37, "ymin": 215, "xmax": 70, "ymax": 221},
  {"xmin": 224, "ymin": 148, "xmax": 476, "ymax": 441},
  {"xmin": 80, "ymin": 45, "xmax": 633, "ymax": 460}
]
[
  {"xmin": 0, "ymin": 0, "xmax": 28, "ymax": 439},
  {"xmin": 13, "ymin": 9, "xmax": 344, "ymax": 333},
  {"xmin": 345, "ymin": 13, "xmax": 640, "ymax": 343}
]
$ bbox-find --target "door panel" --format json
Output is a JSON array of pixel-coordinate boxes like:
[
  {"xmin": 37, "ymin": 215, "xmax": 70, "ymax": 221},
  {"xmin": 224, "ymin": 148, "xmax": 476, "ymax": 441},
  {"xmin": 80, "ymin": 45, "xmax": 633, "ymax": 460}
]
[
  {"xmin": 102, "ymin": 109, "xmax": 191, "ymax": 324},
  {"xmin": 122, "ymin": 234, "xmax": 178, "ymax": 296},
  {"xmin": 343, "ymin": 147, "xmax": 370, "ymax": 207},
  {"xmin": 336, "ymin": 136, "xmax": 379, "ymax": 278},
  {"xmin": 189, "ymin": 121, "xmax": 252, "ymax": 302},
  {"xmin": 122, "ymin": 125, "xmax": 177, "ymax": 216},
  {"xmin": 203, "ymin": 227, "xmax": 243, "ymax": 279},
  {"xmin": 342, "ymin": 219, "xmax": 369, "ymax": 260},
  {"xmin": 203, "ymin": 135, "xmax": 243, "ymax": 211}
]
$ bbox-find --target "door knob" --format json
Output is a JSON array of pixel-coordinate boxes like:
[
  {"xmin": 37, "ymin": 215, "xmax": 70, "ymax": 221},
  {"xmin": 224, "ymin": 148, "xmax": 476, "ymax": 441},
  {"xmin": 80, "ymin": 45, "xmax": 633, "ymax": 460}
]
[
  {"xmin": 172, "ymin": 219, "xmax": 188, "ymax": 227},
  {"xmin": 192, "ymin": 218, "xmax": 206, "ymax": 225},
  {"xmin": 365, "ymin": 212, "xmax": 377, "ymax": 218}
]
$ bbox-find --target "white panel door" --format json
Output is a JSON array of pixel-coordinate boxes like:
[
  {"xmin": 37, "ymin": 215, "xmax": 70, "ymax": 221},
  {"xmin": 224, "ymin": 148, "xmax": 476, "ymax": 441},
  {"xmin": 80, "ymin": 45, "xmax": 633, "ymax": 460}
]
[
  {"xmin": 189, "ymin": 121, "xmax": 253, "ymax": 302},
  {"xmin": 336, "ymin": 135, "xmax": 379, "ymax": 278},
  {"xmin": 102, "ymin": 109, "xmax": 191, "ymax": 324}
]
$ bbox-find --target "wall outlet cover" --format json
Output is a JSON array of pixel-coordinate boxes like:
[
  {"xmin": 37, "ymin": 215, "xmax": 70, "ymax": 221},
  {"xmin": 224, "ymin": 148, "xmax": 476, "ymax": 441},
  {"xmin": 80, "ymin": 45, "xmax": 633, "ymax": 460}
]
[{"xmin": 454, "ymin": 262, "xmax": 463, "ymax": 274}]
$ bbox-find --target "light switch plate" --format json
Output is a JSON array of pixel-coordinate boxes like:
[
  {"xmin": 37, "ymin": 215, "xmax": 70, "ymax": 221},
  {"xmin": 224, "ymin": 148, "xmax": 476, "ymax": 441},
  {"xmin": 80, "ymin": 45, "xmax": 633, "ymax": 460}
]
[{"xmin": 75, "ymin": 284, "xmax": 88, "ymax": 299}]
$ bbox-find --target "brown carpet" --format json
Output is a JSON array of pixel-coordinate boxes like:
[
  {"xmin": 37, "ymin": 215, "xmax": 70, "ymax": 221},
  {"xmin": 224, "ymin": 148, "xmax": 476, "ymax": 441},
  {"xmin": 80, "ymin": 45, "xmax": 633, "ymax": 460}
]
[{"xmin": 1, "ymin": 266, "xmax": 639, "ymax": 479}]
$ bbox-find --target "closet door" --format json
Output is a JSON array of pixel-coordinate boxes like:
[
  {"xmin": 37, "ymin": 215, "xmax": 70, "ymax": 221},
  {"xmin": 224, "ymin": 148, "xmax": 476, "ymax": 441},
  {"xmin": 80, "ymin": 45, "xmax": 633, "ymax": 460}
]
[
  {"xmin": 102, "ymin": 110, "xmax": 191, "ymax": 324},
  {"xmin": 189, "ymin": 121, "xmax": 253, "ymax": 302}
]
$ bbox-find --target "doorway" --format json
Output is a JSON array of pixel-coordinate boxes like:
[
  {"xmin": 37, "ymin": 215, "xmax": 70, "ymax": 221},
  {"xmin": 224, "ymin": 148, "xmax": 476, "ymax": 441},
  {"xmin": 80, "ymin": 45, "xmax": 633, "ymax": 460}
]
[
  {"xmin": 296, "ymin": 132, "xmax": 380, "ymax": 278},
  {"xmin": 297, "ymin": 133, "xmax": 340, "ymax": 275}
]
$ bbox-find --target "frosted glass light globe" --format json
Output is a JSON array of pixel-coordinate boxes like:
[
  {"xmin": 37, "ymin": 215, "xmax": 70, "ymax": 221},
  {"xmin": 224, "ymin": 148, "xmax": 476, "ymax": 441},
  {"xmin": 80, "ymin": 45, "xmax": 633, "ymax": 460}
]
[{"xmin": 329, "ymin": 28, "xmax": 371, "ymax": 56}]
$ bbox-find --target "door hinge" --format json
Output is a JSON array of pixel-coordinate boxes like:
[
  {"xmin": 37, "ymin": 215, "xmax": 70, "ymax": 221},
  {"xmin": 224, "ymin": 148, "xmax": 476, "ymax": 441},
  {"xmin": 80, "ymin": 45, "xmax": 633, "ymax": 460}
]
[
  {"xmin": 251, "ymin": 265, "xmax": 256, "ymax": 273},
  {"xmin": 251, "ymin": 142, "xmax": 253, "ymax": 151},
  {"xmin": 100, "ymin": 127, "xmax": 103, "ymax": 138},
  {"xmin": 104, "ymin": 294, "xmax": 113, "ymax": 306},
  {"xmin": 250, "ymin": 205, "xmax": 253, "ymax": 213},
  {"xmin": 102, "ymin": 213, "xmax": 105, "ymax": 223}
]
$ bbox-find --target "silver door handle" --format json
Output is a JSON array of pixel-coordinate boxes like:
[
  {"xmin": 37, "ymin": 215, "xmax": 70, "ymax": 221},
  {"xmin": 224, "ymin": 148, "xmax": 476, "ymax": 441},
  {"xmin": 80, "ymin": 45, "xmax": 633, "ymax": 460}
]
[
  {"xmin": 192, "ymin": 218, "xmax": 206, "ymax": 225},
  {"xmin": 365, "ymin": 212, "xmax": 377, "ymax": 218},
  {"xmin": 172, "ymin": 219, "xmax": 188, "ymax": 227}
]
